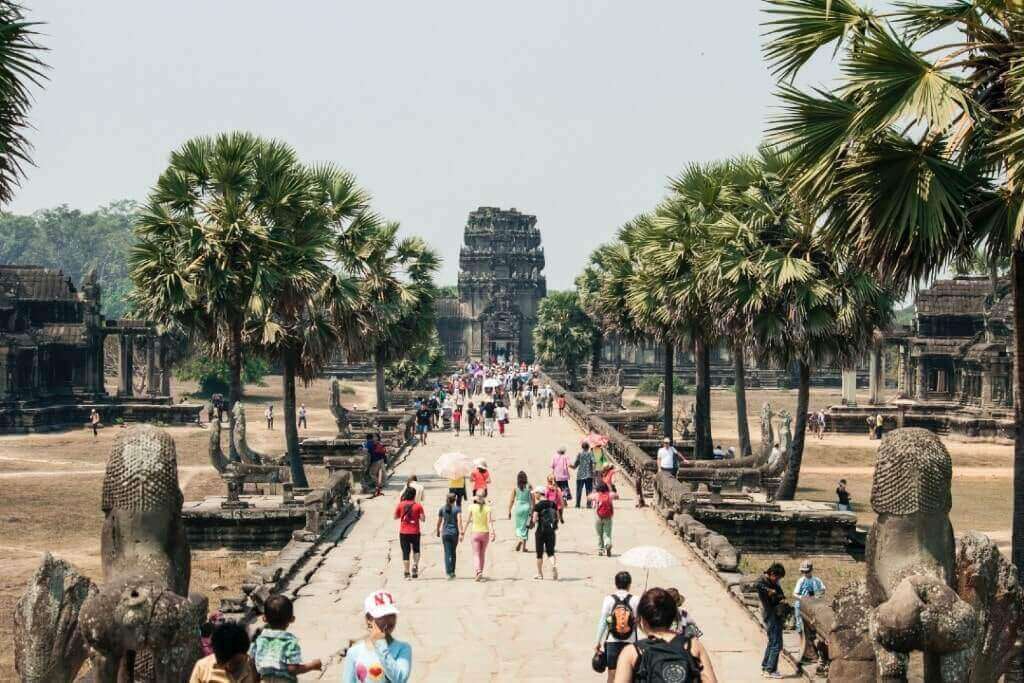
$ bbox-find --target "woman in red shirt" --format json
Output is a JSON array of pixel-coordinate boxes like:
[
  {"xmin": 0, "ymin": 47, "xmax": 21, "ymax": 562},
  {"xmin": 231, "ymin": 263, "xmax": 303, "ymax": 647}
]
[
  {"xmin": 395, "ymin": 487, "xmax": 426, "ymax": 579},
  {"xmin": 471, "ymin": 459, "xmax": 491, "ymax": 498}
]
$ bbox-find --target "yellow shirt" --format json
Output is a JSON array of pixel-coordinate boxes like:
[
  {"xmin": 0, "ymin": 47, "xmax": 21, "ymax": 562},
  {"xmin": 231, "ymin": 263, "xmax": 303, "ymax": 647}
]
[
  {"xmin": 189, "ymin": 654, "xmax": 258, "ymax": 683},
  {"xmin": 449, "ymin": 476, "xmax": 465, "ymax": 488},
  {"xmin": 469, "ymin": 503, "xmax": 491, "ymax": 533}
]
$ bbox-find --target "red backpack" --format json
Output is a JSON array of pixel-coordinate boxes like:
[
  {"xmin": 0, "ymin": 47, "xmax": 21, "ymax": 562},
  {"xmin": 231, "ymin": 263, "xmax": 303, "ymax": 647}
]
[{"xmin": 596, "ymin": 492, "xmax": 614, "ymax": 519}]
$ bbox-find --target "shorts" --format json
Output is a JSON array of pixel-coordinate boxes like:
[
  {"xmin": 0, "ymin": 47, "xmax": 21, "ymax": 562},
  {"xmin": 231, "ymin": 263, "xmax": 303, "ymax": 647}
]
[
  {"xmin": 399, "ymin": 533, "xmax": 421, "ymax": 560},
  {"xmin": 369, "ymin": 458, "xmax": 385, "ymax": 479},
  {"xmin": 417, "ymin": 423, "xmax": 429, "ymax": 433},
  {"xmin": 535, "ymin": 530, "xmax": 556, "ymax": 558},
  {"xmin": 604, "ymin": 641, "xmax": 629, "ymax": 669}
]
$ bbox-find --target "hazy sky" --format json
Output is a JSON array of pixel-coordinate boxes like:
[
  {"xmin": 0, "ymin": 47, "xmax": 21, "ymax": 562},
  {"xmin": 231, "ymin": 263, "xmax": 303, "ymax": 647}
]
[{"xmin": 12, "ymin": 1, "xmax": 836, "ymax": 289}]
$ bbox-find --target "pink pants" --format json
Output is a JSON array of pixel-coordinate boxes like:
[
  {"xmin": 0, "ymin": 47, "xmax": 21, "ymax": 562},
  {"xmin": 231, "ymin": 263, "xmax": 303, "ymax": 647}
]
[{"xmin": 472, "ymin": 532, "xmax": 489, "ymax": 573}]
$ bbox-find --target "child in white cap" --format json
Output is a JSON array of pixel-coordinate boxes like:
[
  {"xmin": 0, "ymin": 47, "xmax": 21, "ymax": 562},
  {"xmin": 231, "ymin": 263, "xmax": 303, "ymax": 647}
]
[{"xmin": 340, "ymin": 591, "xmax": 412, "ymax": 682}]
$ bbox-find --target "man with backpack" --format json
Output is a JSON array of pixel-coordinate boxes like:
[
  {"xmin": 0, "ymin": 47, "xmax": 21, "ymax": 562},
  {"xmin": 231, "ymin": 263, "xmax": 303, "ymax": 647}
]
[
  {"xmin": 531, "ymin": 485, "xmax": 559, "ymax": 580},
  {"xmin": 612, "ymin": 587, "xmax": 718, "ymax": 682},
  {"xmin": 595, "ymin": 571, "xmax": 641, "ymax": 683},
  {"xmin": 589, "ymin": 481, "xmax": 619, "ymax": 556}
]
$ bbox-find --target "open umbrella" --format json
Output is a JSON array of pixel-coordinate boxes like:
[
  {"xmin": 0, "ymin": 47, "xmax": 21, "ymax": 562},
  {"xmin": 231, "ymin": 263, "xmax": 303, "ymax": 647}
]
[
  {"xmin": 433, "ymin": 452, "xmax": 475, "ymax": 479},
  {"xmin": 619, "ymin": 545, "xmax": 680, "ymax": 589},
  {"xmin": 483, "ymin": 378, "xmax": 501, "ymax": 389}
]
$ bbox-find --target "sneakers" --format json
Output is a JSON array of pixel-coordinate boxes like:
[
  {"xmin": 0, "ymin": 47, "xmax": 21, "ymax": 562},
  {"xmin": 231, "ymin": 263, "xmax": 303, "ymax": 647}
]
[
  {"xmin": 762, "ymin": 672, "xmax": 782, "ymax": 679},
  {"xmin": 411, "ymin": 567, "xmax": 418, "ymax": 579}
]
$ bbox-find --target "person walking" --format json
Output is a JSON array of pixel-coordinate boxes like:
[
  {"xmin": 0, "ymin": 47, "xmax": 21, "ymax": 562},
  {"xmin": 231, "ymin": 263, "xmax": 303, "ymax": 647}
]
[
  {"xmin": 482, "ymin": 400, "xmax": 496, "ymax": 437},
  {"xmin": 466, "ymin": 402, "xmax": 478, "ymax": 437},
  {"xmin": 394, "ymin": 487, "xmax": 425, "ymax": 579},
  {"xmin": 516, "ymin": 393, "xmax": 525, "ymax": 418},
  {"xmin": 89, "ymin": 408, "xmax": 101, "ymax": 437},
  {"xmin": 297, "ymin": 404, "xmax": 308, "ymax": 429},
  {"xmin": 589, "ymin": 481, "xmax": 619, "ymax": 556},
  {"xmin": 756, "ymin": 563, "xmax": 788, "ymax": 679},
  {"xmin": 545, "ymin": 384, "xmax": 554, "ymax": 416},
  {"xmin": 657, "ymin": 438, "xmax": 679, "ymax": 477},
  {"xmin": 611, "ymin": 588, "xmax": 718, "ymax": 683},
  {"xmin": 551, "ymin": 447, "xmax": 572, "ymax": 504},
  {"xmin": 340, "ymin": 591, "xmax": 412, "ymax": 683},
  {"xmin": 557, "ymin": 393, "xmax": 566, "ymax": 417},
  {"xmin": 595, "ymin": 571, "xmax": 641, "ymax": 683},
  {"xmin": 532, "ymin": 485, "xmax": 559, "ymax": 580},
  {"xmin": 435, "ymin": 493, "xmax": 462, "ymax": 579},
  {"xmin": 462, "ymin": 494, "xmax": 496, "ymax": 581},
  {"xmin": 507, "ymin": 471, "xmax": 534, "ymax": 552},
  {"xmin": 265, "ymin": 405, "xmax": 274, "ymax": 430},
  {"xmin": 249, "ymin": 594, "xmax": 322, "ymax": 681},
  {"xmin": 471, "ymin": 459, "xmax": 491, "ymax": 498},
  {"xmin": 836, "ymin": 479, "xmax": 852, "ymax": 511},
  {"xmin": 571, "ymin": 441, "xmax": 596, "ymax": 508},
  {"xmin": 452, "ymin": 404, "xmax": 462, "ymax": 436},
  {"xmin": 364, "ymin": 433, "xmax": 387, "ymax": 497},
  {"xmin": 544, "ymin": 473, "xmax": 566, "ymax": 525},
  {"xmin": 793, "ymin": 560, "xmax": 825, "ymax": 662},
  {"xmin": 524, "ymin": 389, "xmax": 534, "ymax": 418},
  {"xmin": 415, "ymin": 401, "xmax": 432, "ymax": 445},
  {"xmin": 496, "ymin": 401, "xmax": 509, "ymax": 437}
]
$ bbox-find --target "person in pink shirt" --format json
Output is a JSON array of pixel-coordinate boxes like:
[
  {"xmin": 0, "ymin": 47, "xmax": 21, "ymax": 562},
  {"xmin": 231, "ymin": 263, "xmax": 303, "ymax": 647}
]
[
  {"xmin": 545, "ymin": 473, "xmax": 566, "ymax": 525},
  {"xmin": 551, "ymin": 447, "xmax": 572, "ymax": 504}
]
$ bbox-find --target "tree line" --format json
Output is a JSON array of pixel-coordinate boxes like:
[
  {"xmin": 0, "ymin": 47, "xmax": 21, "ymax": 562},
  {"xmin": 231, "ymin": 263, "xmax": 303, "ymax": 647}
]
[{"xmin": 129, "ymin": 132, "xmax": 439, "ymax": 487}]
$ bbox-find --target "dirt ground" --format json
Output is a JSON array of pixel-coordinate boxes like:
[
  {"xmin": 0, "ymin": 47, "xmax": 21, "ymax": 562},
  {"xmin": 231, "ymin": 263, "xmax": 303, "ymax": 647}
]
[
  {"xmin": 625, "ymin": 385, "xmax": 1014, "ymax": 541},
  {"xmin": 0, "ymin": 374, "xmax": 375, "ymax": 679}
]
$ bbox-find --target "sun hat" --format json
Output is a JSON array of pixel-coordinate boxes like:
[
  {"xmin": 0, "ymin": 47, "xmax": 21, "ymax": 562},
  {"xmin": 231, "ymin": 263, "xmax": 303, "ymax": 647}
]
[
  {"xmin": 474, "ymin": 458, "xmax": 487, "ymax": 468},
  {"xmin": 364, "ymin": 590, "xmax": 399, "ymax": 618},
  {"xmin": 800, "ymin": 561, "xmax": 813, "ymax": 573},
  {"xmin": 662, "ymin": 437, "xmax": 671, "ymax": 443}
]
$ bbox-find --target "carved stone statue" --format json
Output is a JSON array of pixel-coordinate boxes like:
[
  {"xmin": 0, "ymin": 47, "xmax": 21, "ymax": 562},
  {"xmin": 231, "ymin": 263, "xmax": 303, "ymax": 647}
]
[
  {"xmin": 760, "ymin": 402, "xmax": 774, "ymax": 460},
  {"xmin": 802, "ymin": 429, "xmax": 985, "ymax": 682},
  {"xmin": 330, "ymin": 378, "xmax": 352, "ymax": 436},
  {"xmin": 15, "ymin": 426, "xmax": 207, "ymax": 682},
  {"xmin": 231, "ymin": 403, "xmax": 284, "ymax": 466}
]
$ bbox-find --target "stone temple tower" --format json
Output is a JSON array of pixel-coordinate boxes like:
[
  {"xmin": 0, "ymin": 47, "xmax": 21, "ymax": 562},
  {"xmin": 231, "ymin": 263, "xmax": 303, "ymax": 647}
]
[{"xmin": 436, "ymin": 207, "xmax": 547, "ymax": 362}]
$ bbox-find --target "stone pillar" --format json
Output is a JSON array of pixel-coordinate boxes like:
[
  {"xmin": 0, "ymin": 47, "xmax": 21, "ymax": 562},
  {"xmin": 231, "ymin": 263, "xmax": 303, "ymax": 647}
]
[
  {"xmin": 96, "ymin": 336, "xmax": 107, "ymax": 396},
  {"xmin": 868, "ymin": 347, "xmax": 881, "ymax": 405},
  {"xmin": 158, "ymin": 337, "xmax": 171, "ymax": 396},
  {"xmin": 0, "ymin": 346, "xmax": 10, "ymax": 397},
  {"xmin": 145, "ymin": 337, "xmax": 158, "ymax": 396},
  {"xmin": 31, "ymin": 350, "xmax": 40, "ymax": 394},
  {"xmin": 916, "ymin": 358, "xmax": 927, "ymax": 400},
  {"xmin": 841, "ymin": 367, "xmax": 857, "ymax": 406},
  {"xmin": 118, "ymin": 335, "xmax": 133, "ymax": 397},
  {"xmin": 981, "ymin": 365, "xmax": 994, "ymax": 408}
]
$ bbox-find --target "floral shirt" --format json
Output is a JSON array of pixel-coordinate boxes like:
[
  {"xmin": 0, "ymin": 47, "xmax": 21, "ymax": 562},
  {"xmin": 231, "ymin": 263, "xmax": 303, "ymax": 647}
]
[{"xmin": 249, "ymin": 628, "xmax": 302, "ymax": 681}]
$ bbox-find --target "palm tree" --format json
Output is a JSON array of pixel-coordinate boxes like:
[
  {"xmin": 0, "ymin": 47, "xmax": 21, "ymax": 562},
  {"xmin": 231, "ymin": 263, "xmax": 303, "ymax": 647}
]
[
  {"xmin": 339, "ymin": 216, "xmax": 440, "ymax": 411},
  {"xmin": 761, "ymin": 0, "xmax": 1024, "ymax": 543},
  {"xmin": 0, "ymin": 1, "xmax": 46, "ymax": 205},
  {"xmin": 131, "ymin": 133, "xmax": 284, "ymax": 415},
  {"xmin": 533, "ymin": 290, "xmax": 597, "ymax": 389},
  {"xmin": 255, "ymin": 161, "xmax": 368, "ymax": 486}
]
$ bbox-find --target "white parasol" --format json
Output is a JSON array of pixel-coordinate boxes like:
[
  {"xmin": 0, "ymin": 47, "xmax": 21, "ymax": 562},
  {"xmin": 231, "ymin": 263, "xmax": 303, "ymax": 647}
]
[
  {"xmin": 482, "ymin": 378, "xmax": 501, "ymax": 389},
  {"xmin": 619, "ymin": 546, "xmax": 680, "ymax": 589},
  {"xmin": 433, "ymin": 452, "xmax": 475, "ymax": 479}
]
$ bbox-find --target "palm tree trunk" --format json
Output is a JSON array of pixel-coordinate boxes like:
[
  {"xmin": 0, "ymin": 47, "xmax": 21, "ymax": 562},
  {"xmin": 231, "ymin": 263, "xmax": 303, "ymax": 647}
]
[
  {"xmin": 777, "ymin": 360, "xmax": 811, "ymax": 500},
  {"xmin": 693, "ymin": 336, "xmax": 713, "ymax": 459},
  {"xmin": 374, "ymin": 346, "xmax": 388, "ymax": 412},
  {"xmin": 282, "ymin": 347, "xmax": 309, "ymax": 488},
  {"xmin": 592, "ymin": 332, "xmax": 603, "ymax": 373},
  {"xmin": 662, "ymin": 340, "xmax": 673, "ymax": 440},
  {"xmin": 1012, "ymin": 249, "xmax": 1024, "ymax": 571},
  {"xmin": 734, "ymin": 344, "xmax": 752, "ymax": 457}
]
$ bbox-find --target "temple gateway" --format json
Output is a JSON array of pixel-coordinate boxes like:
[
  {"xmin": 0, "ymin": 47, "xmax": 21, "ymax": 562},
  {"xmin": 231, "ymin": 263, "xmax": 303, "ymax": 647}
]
[
  {"xmin": 436, "ymin": 207, "xmax": 546, "ymax": 362},
  {"xmin": 0, "ymin": 264, "xmax": 199, "ymax": 432}
]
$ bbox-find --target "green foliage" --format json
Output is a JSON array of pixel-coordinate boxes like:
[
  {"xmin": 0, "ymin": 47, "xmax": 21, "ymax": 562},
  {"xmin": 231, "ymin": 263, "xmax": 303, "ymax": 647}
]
[
  {"xmin": 533, "ymin": 291, "xmax": 597, "ymax": 380},
  {"xmin": 0, "ymin": 1, "xmax": 47, "ymax": 204},
  {"xmin": 637, "ymin": 375, "xmax": 690, "ymax": 395},
  {"xmin": 0, "ymin": 201, "xmax": 137, "ymax": 317},
  {"xmin": 435, "ymin": 285, "xmax": 458, "ymax": 299},
  {"xmin": 385, "ymin": 330, "xmax": 446, "ymax": 390},
  {"xmin": 628, "ymin": 399, "xmax": 647, "ymax": 408},
  {"xmin": 636, "ymin": 376, "xmax": 661, "ymax": 395},
  {"xmin": 175, "ymin": 354, "xmax": 269, "ymax": 396}
]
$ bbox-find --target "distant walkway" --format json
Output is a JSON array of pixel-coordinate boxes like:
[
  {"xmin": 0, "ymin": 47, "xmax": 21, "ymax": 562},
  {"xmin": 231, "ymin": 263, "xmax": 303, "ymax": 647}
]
[{"xmin": 288, "ymin": 411, "xmax": 792, "ymax": 681}]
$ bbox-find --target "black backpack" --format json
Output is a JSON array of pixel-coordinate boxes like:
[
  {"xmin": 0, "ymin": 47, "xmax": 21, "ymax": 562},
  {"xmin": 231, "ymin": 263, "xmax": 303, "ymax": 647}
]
[
  {"xmin": 537, "ymin": 503, "xmax": 557, "ymax": 533},
  {"xmin": 635, "ymin": 634, "xmax": 702, "ymax": 683}
]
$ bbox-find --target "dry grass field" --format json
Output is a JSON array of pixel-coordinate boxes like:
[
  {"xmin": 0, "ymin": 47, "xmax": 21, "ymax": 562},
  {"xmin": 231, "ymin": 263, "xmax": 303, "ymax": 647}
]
[{"xmin": 0, "ymin": 374, "xmax": 376, "ymax": 679}]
